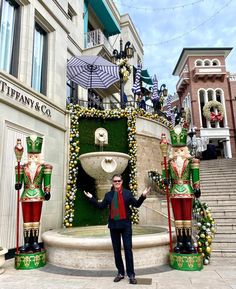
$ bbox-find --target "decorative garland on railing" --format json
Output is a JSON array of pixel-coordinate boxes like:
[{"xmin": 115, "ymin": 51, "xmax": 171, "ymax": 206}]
[
  {"xmin": 148, "ymin": 169, "xmax": 165, "ymax": 193},
  {"xmin": 193, "ymin": 199, "xmax": 216, "ymax": 265},
  {"xmin": 64, "ymin": 105, "xmax": 171, "ymax": 227},
  {"xmin": 203, "ymin": 100, "xmax": 224, "ymax": 122}
]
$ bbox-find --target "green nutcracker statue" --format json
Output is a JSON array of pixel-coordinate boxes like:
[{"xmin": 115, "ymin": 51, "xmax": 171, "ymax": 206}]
[
  {"xmin": 162, "ymin": 125, "xmax": 203, "ymax": 271},
  {"xmin": 15, "ymin": 135, "xmax": 52, "ymax": 269}
]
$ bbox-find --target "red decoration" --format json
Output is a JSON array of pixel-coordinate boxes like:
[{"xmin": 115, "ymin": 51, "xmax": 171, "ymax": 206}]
[{"xmin": 210, "ymin": 112, "xmax": 223, "ymax": 122}]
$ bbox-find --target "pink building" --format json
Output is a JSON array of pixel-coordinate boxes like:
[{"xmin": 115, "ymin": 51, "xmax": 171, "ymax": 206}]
[{"xmin": 173, "ymin": 48, "xmax": 236, "ymax": 158}]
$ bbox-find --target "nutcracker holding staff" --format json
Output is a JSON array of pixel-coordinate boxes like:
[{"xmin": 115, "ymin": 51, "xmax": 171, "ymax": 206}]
[
  {"xmin": 162, "ymin": 125, "xmax": 201, "ymax": 254},
  {"xmin": 15, "ymin": 135, "xmax": 53, "ymax": 253}
]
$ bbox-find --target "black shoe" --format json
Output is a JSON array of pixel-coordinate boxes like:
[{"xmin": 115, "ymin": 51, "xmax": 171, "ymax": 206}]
[
  {"xmin": 113, "ymin": 274, "xmax": 124, "ymax": 282},
  {"xmin": 32, "ymin": 242, "xmax": 41, "ymax": 252},
  {"xmin": 129, "ymin": 277, "xmax": 137, "ymax": 285},
  {"xmin": 20, "ymin": 243, "xmax": 31, "ymax": 253}
]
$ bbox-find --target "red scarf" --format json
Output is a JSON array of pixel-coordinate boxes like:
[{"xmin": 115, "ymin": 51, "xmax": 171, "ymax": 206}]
[{"xmin": 110, "ymin": 186, "xmax": 126, "ymax": 220}]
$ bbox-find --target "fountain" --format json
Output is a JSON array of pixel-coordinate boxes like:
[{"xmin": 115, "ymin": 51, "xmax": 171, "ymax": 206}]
[
  {"xmin": 42, "ymin": 127, "xmax": 170, "ymax": 270},
  {"xmin": 78, "ymin": 128, "xmax": 130, "ymax": 200}
]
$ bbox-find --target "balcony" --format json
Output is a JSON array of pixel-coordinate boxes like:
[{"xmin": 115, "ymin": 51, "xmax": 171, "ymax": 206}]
[
  {"xmin": 84, "ymin": 29, "xmax": 113, "ymax": 54},
  {"xmin": 193, "ymin": 66, "xmax": 226, "ymax": 82},
  {"xmin": 176, "ymin": 71, "xmax": 190, "ymax": 94}
]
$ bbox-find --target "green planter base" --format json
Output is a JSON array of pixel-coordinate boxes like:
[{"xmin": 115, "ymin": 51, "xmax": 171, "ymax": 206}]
[
  {"xmin": 15, "ymin": 250, "xmax": 46, "ymax": 270},
  {"xmin": 169, "ymin": 252, "xmax": 203, "ymax": 271}
]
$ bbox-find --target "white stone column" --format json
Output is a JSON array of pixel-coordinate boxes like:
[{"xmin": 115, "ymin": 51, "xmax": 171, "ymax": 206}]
[{"xmin": 225, "ymin": 137, "xmax": 232, "ymax": 158}]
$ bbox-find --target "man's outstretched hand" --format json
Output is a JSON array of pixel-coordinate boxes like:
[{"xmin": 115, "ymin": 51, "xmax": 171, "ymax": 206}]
[
  {"xmin": 142, "ymin": 187, "xmax": 151, "ymax": 197},
  {"xmin": 84, "ymin": 191, "xmax": 93, "ymax": 199}
]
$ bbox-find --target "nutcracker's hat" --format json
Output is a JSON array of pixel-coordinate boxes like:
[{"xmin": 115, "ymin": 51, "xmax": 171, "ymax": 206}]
[
  {"xmin": 26, "ymin": 135, "xmax": 43, "ymax": 154},
  {"xmin": 170, "ymin": 124, "xmax": 187, "ymax": 147}
]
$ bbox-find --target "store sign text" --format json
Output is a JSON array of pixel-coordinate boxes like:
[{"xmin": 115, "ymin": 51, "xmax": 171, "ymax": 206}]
[{"xmin": 0, "ymin": 80, "xmax": 52, "ymax": 117}]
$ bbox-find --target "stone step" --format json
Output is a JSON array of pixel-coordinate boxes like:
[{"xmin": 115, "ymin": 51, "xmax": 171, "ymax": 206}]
[
  {"xmin": 211, "ymin": 250, "xmax": 236, "ymax": 259},
  {"xmin": 210, "ymin": 204, "xmax": 236, "ymax": 210},
  {"xmin": 200, "ymin": 183, "xmax": 236, "ymax": 188},
  {"xmin": 215, "ymin": 226, "xmax": 236, "ymax": 233},
  {"xmin": 201, "ymin": 194, "xmax": 236, "ymax": 201},
  {"xmin": 214, "ymin": 217, "xmax": 236, "ymax": 223},
  {"xmin": 200, "ymin": 160, "xmax": 236, "ymax": 166},
  {"xmin": 210, "ymin": 256, "xmax": 236, "ymax": 265},
  {"xmin": 202, "ymin": 188, "xmax": 236, "ymax": 193},
  {"xmin": 212, "ymin": 242, "xmax": 236, "ymax": 249},
  {"xmin": 200, "ymin": 170, "xmax": 236, "ymax": 174},
  {"xmin": 199, "ymin": 200, "xmax": 236, "ymax": 206},
  {"xmin": 200, "ymin": 192, "xmax": 236, "ymax": 196},
  {"xmin": 213, "ymin": 210, "xmax": 236, "ymax": 217},
  {"xmin": 214, "ymin": 233, "xmax": 236, "ymax": 241}
]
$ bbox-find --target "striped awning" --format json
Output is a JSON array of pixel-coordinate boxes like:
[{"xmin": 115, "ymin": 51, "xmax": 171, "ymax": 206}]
[
  {"xmin": 152, "ymin": 74, "xmax": 158, "ymax": 100},
  {"xmin": 67, "ymin": 55, "xmax": 120, "ymax": 89},
  {"xmin": 132, "ymin": 63, "xmax": 142, "ymax": 95}
]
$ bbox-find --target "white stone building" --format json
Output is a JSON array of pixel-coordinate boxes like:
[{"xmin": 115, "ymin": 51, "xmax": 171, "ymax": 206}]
[{"xmin": 0, "ymin": 0, "xmax": 144, "ymax": 250}]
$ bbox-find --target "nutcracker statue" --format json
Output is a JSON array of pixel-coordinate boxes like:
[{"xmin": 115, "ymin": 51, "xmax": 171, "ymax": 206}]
[
  {"xmin": 161, "ymin": 125, "xmax": 203, "ymax": 270},
  {"xmin": 14, "ymin": 135, "xmax": 52, "ymax": 270}
]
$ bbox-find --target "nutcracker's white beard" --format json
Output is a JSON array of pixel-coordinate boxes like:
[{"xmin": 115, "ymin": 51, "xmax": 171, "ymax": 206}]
[
  {"xmin": 28, "ymin": 161, "xmax": 37, "ymax": 180},
  {"xmin": 175, "ymin": 155, "xmax": 185, "ymax": 176}
]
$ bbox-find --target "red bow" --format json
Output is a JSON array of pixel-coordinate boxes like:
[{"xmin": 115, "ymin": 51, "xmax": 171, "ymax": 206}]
[{"xmin": 210, "ymin": 112, "xmax": 223, "ymax": 121}]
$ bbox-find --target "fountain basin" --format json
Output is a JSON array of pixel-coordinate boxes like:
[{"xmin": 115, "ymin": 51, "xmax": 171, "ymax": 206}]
[
  {"xmin": 79, "ymin": 152, "xmax": 130, "ymax": 199},
  {"xmin": 42, "ymin": 225, "xmax": 170, "ymax": 270}
]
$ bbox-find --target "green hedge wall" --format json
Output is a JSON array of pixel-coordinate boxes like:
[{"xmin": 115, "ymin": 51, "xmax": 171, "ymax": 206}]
[{"xmin": 73, "ymin": 117, "xmax": 130, "ymax": 227}]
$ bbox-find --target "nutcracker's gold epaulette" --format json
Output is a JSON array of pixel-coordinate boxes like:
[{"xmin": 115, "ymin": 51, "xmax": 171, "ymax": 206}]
[
  {"xmin": 44, "ymin": 164, "xmax": 53, "ymax": 174},
  {"xmin": 191, "ymin": 158, "xmax": 200, "ymax": 169}
]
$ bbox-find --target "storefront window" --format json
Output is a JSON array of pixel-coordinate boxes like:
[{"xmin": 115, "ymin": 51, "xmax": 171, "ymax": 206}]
[
  {"xmin": 32, "ymin": 23, "xmax": 47, "ymax": 94},
  {"xmin": 0, "ymin": 0, "xmax": 20, "ymax": 76}
]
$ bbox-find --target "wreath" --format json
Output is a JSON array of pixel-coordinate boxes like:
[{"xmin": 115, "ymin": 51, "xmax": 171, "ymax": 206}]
[
  {"xmin": 203, "ymin": 101, "xmax": 224, "ymax": 122},
  {"xmin": 118, "ymin": 58, "xmax": 131, "ymax": 82}
]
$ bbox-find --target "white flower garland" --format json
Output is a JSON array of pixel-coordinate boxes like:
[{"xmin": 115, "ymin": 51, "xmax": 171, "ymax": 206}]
[{"xmin": 203, "ymin": 101, "xmax": 224, "ymax": 122}]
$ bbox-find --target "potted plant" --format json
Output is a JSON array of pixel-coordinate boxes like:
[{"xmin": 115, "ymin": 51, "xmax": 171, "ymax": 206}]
[{"xmin": 0, "ymin": 247, "xmax": 8, "ymax": 274}]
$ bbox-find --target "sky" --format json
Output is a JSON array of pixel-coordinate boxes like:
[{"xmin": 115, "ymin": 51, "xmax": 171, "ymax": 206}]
[{"xmin": 114, "ymin": 0, "xmax": 236, "ymax": 95}]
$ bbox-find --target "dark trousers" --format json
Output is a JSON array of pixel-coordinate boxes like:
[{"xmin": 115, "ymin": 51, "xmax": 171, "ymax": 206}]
[{"xmin": 110, "ymin": 226, "xmax": 135, "ymax": 278}]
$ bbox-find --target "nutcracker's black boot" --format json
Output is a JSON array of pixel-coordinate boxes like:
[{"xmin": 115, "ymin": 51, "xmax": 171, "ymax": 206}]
[
  {"xmin": 20, "ymin": 236, "xmax": 31, "ymax": 253},
  {"xmin": 174, "ymin": 227, "xmax": 184, "ymax": 253},
  {"xmin": 32, "ymin": 236, "xmax": 41, "ymax": 252},
  {"xmin": 32, "ymin": 228, "xmax": 41, "ymax": 252},
  {"xmin": 183, "ymin": 227, "xmax": 196, "ymax": 253}
]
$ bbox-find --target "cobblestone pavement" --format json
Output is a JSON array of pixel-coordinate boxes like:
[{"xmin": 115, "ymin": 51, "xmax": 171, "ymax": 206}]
[{"xmin": 0, "ymin": 258, "xmax": 236, "ymax": 289}]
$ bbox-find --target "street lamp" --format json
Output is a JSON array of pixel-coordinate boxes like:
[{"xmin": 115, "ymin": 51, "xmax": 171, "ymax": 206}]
[
  {"xmin": 153, "ymin": 83, "xmax": 168, "ymax": 113},
  {"xmin": 112, "ymin": 39, "xmax": 134, "ymax": 108},
  {"xmin": 188, "ymin": 127, "xmax": 196, "ymax": 156}
]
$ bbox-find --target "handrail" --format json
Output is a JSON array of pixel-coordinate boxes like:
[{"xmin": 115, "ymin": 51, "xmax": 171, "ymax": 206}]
[{"xmin": 67, "ymin": 98, "xmax": 168, "ymax": 119}]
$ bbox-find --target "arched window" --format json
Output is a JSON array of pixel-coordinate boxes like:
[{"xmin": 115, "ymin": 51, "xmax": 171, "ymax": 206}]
[
  {"xmin": 216, "ymin": 89, "xmax": 224, "ymax": 128},
  {"xmin": 212, "ymin": 59, "xmax": 220, "ymax": 66},
  {"xmin": 207, "ymin": 90, "xmax": 214, "ymax": 101},
  {"xmin": 199, "ymin": 90, "xmax": 206, "ymax": 128},
  {"xmin": 198, "ymin": 88, "xmax": 225, "ymax": 129},
  {"xmin": 195, "ymin": 59, "xmax": 203, "ymax": 66},
  {"xmin": 204, "ymin": 59, "xmax": 211, "ymax": 66}
]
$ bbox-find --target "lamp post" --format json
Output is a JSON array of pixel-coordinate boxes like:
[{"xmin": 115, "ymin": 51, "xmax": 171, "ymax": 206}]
[
  {"xmin": 158, "ymin": 84, "xmax": 168, "ymax": 110},
  {"xmin": 188, "ymin": 127, "xmax": 196, "ymax": 156},
  {"xmin": 153, "ymin": 83, "xmax": 168, "ymax": 113},
  {"xmin": 112, "ymin": 39, "xmax": 134, "ymax": 108}
]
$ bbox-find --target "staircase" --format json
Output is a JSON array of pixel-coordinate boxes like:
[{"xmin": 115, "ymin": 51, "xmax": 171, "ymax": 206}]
[{"xmin": 200, "ymin": 158, "xmax": 236, "ymax": 262}]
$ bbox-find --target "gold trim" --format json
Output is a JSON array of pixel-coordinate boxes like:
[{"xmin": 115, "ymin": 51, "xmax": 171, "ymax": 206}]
[
  {"xmin": 175, "ymin": 220, "xmax": 184, "ymax": 228},
  {"xmin": 183, "ymin": 220, "xmax": 192, "ymax": 227}
]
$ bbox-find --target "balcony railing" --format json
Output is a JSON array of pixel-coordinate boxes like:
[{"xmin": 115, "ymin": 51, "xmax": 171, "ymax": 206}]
[
  {"xmin": 67, "ymin": 97, "xmax": 168, "ymax": 119},
  {"xmin": 84, "ymin": 29, "xmax": 113, "ymax": 53}
]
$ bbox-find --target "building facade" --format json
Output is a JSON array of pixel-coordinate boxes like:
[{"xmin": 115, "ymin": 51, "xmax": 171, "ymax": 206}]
[
  {"xmin": 0, "ymin": 0, "xmax": 144, "ymax": 250},
  {"xmin": 173, "ymin": 48, "xmax": 236, "ymax": 158}
]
